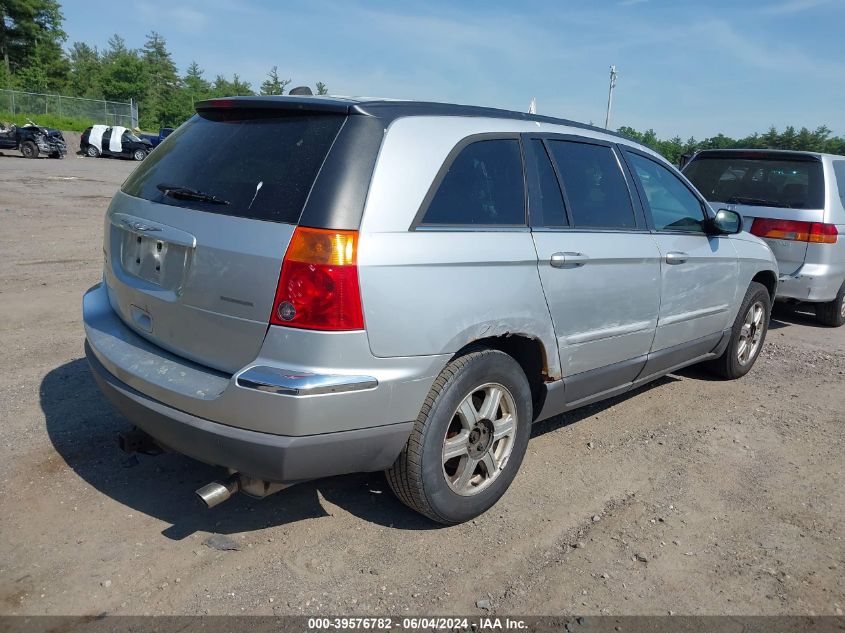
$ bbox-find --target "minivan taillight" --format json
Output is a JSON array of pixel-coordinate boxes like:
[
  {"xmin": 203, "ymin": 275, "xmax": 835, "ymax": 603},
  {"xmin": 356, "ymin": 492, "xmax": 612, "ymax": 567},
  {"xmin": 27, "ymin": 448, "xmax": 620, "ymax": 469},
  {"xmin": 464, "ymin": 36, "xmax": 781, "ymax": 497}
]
[
  {"xmin": 269, "ymin": 227, "xmax": 364, "ymax": 330},
  {"xmin": 750, "ymin": 219, "xmax": 838, "ymax": 244}
]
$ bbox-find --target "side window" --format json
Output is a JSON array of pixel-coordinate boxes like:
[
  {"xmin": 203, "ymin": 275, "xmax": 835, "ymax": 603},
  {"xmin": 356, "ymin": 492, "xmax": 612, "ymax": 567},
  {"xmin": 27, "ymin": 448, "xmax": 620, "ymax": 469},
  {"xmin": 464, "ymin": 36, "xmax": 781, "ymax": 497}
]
[
  {"xmin": 530, "ymin": 139, "xmax": 567, "ymax": 226},
  {"xmin": 626, "ymin": 152, "xmax": 705, "ymax": 232},
  {"xmin": 833, "ymin": 161, "xmax": 845, "ymax": 209},
  {"xmin": 421, "ymin": 139, "xmax": 525, "ymax": 226},
  {"xmin": 547, "ymin": 140, "xmax": 636, "ymax": 229}
]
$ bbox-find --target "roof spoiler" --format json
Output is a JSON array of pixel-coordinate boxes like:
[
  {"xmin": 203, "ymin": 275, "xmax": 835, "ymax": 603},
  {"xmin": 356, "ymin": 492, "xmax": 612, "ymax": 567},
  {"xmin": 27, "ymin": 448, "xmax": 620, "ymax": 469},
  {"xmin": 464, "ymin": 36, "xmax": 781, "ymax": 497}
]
[
  {"xmin": 692, "ymin": 149, "xmax": 822, "ymax": 162},
  {"xmin": 195, "ymin": 96, "xmax": 353, "ymax": 115}
]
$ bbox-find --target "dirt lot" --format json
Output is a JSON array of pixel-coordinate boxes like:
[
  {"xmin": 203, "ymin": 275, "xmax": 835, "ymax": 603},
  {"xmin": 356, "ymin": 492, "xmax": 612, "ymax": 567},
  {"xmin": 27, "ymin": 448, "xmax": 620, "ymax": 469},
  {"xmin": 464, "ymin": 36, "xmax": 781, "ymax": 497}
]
[{"xmin": 0, "ymin": 152, "xmax": 843, "ymax": 617}]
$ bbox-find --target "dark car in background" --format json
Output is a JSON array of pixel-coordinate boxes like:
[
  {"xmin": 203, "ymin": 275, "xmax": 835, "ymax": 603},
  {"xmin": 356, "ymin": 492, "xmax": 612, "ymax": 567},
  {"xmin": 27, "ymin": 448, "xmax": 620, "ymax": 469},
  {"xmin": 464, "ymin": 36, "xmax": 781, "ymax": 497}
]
[
  {"xmin": 0, "ymin": 119, "xmax": 67, "ymax": 159},
  {"xmin": 139, "ymin": 127, "xmax": 174, "ymax": 148},
  {"xmin": 81, "ymin": 125, "xmax": 152, "ymax": 161},
  {"xmin": 684, "ymin": 149, "xmax": 845, "ymax": 326}
]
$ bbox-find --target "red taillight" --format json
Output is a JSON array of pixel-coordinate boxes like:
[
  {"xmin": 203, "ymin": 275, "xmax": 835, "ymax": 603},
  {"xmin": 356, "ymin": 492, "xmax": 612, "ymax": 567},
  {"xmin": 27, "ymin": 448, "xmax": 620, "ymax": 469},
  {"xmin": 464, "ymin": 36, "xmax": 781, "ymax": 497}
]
[
  {"xmin": 750, "ymin": 218, "xmax": 838, "ymax": 244},
  {"xmin": 270, "ymin": 227, "xmax": 364, "ymax": 331},
  {"xmin": 808, "ymin": 222, "xmax": 839, "ymax": 243}
]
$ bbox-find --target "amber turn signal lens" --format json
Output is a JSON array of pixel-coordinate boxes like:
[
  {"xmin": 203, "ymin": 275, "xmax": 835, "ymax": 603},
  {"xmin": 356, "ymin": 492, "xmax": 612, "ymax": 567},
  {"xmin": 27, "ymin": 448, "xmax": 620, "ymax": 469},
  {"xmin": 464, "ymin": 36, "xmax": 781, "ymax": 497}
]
[{"xmin": 284, "ymin": 227, "xmax": 357, "ymax": 266}]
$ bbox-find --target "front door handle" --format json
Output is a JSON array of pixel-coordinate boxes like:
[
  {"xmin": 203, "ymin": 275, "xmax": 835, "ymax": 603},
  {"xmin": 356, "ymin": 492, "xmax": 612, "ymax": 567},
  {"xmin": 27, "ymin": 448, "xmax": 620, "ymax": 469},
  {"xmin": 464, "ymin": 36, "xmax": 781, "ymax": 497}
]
[
  {"xmin": 665, "ymin": 251, "xmax": 689, "ymax": 265},
  {"xmin": 550, "ymin": 252, "xmax": 589, "ymax": 268}
]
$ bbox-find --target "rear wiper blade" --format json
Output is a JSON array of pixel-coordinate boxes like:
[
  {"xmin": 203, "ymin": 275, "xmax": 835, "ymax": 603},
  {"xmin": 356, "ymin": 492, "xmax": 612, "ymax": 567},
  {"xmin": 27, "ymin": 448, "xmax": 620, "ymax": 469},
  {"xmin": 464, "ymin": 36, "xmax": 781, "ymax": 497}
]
[
  {"xmin": 157, "ymin": 183, "xmax": 230, "ymax": 205},
  {"xmin": 726, "ymin": 196, "xmax": 790, "ymax": 209}
]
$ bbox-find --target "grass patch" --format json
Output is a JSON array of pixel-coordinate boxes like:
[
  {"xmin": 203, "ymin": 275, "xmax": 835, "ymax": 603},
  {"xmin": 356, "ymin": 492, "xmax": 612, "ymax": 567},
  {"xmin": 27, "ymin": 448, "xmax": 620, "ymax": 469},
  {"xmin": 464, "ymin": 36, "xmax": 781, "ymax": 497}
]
[{"xmin": 0, "ymin": 111, "xmax": 94, "ymax": 132}]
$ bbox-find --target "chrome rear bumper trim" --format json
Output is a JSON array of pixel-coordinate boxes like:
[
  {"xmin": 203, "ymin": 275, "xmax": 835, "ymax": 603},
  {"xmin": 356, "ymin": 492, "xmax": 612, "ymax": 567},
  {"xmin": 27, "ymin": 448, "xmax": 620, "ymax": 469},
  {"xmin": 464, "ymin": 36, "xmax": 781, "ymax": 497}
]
[{"xmin": 235, "ymin": 366, "xmax": 378, "ymax": 396}]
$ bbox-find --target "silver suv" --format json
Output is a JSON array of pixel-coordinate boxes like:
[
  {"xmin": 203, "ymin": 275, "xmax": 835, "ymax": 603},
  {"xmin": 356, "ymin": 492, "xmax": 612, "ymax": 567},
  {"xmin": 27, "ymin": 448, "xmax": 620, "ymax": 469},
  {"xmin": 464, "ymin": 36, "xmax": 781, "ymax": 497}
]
[
  {"xmin": 83, "ymin": 96, "xmax": 778, "ymax": 524},
  {"xmin": 684, "ymin": 149, "xmax": 845, "ymax": 326}
]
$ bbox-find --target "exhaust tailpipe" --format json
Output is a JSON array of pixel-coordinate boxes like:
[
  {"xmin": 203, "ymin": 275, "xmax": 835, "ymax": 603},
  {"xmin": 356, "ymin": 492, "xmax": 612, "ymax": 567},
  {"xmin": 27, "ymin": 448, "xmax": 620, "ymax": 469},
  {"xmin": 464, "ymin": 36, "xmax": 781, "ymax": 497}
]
[
  {"xmin": 196, "ymin": 474, "xmax": 240, "ymax": 509},
  {"xmin": 195, "ymin": 473, "xmax": 290, "ymax": 509}
]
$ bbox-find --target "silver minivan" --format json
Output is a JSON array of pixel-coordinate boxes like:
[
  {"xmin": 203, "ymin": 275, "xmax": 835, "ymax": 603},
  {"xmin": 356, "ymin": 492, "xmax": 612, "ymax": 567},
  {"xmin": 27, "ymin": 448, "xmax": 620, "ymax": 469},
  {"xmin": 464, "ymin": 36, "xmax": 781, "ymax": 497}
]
[
  {"xmin": 684, "ymin": 149, "xmax": 845, "ymax": 326},
  {"xmin": 83, "ymin": 96, "xmax": 777, "ymax": 524}
]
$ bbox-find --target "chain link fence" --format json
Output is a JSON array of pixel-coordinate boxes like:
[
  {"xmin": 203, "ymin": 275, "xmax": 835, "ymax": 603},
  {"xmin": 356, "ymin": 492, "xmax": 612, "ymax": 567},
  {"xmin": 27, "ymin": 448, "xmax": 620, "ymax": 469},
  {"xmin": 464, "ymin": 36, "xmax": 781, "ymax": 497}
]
[{"xmin": 0, "ymin": 89, "xmax": 138, "ymax": 128}]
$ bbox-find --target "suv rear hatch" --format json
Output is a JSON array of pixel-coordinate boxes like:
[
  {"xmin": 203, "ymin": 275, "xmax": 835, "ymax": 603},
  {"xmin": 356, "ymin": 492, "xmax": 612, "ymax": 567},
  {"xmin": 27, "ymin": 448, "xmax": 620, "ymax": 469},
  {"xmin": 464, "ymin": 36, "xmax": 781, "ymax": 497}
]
[
  {"xmin": 683, "ymin": 151, "xmax": 826, "ymax": 275},
  {"xmin": 104, "ymin": 101, "xmax": 350, "ymax": 373}
]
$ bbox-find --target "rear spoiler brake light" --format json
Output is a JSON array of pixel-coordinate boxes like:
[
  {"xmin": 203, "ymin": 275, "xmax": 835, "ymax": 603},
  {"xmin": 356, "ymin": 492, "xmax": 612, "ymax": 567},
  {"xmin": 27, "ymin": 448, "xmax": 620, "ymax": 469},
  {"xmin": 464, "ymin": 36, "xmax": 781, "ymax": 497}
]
[{"xmin": 195, "ymin": 96, "xmax": 352, "ymax": 115}]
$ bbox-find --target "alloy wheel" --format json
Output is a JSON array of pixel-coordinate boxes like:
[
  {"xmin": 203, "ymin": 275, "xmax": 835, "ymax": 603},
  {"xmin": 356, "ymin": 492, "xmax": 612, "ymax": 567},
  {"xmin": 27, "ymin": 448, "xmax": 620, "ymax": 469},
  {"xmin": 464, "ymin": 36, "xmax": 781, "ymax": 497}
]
[
  {"xmin": 737, "ymin": 300, "xmax": 765, "ymax": 365},
  {"xmin": 442, "ymin": 382, "xmax": 518, "ymax": 496}
]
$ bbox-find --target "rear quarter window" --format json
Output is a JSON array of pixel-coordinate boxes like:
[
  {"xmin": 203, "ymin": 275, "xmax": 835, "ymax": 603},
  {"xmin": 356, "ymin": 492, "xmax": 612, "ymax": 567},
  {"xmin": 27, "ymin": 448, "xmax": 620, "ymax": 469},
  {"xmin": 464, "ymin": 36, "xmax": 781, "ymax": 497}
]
[
  {"xmin": 420, "ymin": 138, "xmax": 526, "ymax": 226},
  {"xmin": 121, "ymin": 110, "xmax": 346, "ymax": 224},
  {"xmin": 833, "ymin": 161, "xmax": 845, "ymax": 209}
]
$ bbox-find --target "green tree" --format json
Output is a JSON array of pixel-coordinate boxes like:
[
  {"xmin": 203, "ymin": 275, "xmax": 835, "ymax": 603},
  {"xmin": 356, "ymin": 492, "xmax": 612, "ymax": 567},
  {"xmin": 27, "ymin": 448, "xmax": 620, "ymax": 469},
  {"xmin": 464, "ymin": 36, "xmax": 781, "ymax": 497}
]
[
  {"xmin": 212, "ymin": 73, "xmax": 253, "ymax": 96},
  {"xmin": 98, "ymin": 34, "xmax": 147, "ymax": 103},
  {"xmin": 183, "ymin": 61, "xmax": 210, "ymax": 100},
  {"xmin": 140, "ymin": 31, "xmax": 182, "ymax": 127},
  {"xmin": 617, "ymin": 124, "xmax": 845, "ymax": 165},
  {"xmin": 0, "ymin": 0, "xmax": 67, "ymax": 85},
  {"xmin": 259, "ymin": 65, "xmax": 290, "ymax": 95},
  {"xmin": 66, "ymin": 41, "xmax": 101, "ymax": 97},
  {"xmin": 315, "ymin": 81, "xmax": 328, "ymax": 95}
]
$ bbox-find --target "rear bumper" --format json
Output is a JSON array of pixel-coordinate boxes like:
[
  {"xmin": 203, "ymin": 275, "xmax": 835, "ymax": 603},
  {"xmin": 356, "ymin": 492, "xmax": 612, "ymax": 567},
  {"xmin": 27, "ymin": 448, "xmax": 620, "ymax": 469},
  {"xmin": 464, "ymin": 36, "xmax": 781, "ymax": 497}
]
[
  {"xmin": 83, "ymin": 282, "xmax": 445, "ymax": 436},
  {"xmin": 86, "ymin": 343, "xmax": 412, "ymax": 482},
  {"xmin": 777, "ymin": 262, "xmax": 845, "ymax": 303}
]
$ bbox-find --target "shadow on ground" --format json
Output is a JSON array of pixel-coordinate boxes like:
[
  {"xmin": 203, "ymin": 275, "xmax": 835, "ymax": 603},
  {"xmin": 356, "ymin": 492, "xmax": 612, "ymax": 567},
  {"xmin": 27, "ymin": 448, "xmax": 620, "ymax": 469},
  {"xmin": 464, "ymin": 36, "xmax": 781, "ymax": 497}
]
[
  {"xmin": 41, "ymin": 358, "xmax": 437, "ymax": 540},
  {"xmin": 42, "ymin": 358, "xmax": 676, "ymax": 540},
  {"xmin": 769, "ymin": 303, "xmax": 827, "ymax": 330}
]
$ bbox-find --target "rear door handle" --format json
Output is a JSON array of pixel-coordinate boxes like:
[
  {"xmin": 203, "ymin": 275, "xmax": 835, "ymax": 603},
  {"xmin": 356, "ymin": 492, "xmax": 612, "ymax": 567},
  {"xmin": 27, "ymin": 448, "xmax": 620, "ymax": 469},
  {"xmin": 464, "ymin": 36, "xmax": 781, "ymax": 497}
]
[
  {"xmin": 550, "ymin": 252, "xmax": 589, "ymax": 268},
  {"xmin": 665, "ymin": 251, "xmax": 689, "ymax": 265}
]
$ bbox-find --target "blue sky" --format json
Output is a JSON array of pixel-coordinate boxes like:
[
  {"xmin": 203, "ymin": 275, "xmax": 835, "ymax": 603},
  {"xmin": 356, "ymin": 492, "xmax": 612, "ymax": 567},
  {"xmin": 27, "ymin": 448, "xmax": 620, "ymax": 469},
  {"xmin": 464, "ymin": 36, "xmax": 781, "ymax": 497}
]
[{"xmin": 62, "ymin": 0, "xmax": 843, "ymax": 139}]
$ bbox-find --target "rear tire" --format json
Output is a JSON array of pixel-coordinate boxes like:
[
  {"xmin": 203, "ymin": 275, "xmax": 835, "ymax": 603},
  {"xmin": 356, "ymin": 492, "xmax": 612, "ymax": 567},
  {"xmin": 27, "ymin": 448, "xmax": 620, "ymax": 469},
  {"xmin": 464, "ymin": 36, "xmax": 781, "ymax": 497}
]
[
  {"xmin": 815, "ymin": 281, "xmax": 845, "ymax": 328},
  {"xmin": 20, "ymin": 140, "xmax": 38, "ymax": 159},
  {"xmin": 386, "ymin": 349, "xmax": 532, "ymax": 525},
  {"xmin": 706, "ymin": 281, "xmax": 771, "ymax": 380},
  {"xmin": 85, "ymin": 145, "xmax": 100, "ymax": 158}
]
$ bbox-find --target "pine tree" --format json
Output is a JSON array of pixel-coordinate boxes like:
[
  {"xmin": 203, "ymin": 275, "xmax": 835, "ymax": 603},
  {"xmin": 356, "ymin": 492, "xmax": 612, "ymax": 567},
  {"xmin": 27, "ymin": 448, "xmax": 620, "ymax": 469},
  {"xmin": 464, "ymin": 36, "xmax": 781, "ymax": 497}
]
[
  {"xmin": 141, "ymin": 31, "xmax": 181, "ymax": 127},
  {"xmin": 0, "ymin": 0, "xmax": 68, "ymax": 90},
  {"xmin": 99, "ymin": 34, "xmax": 147, "ymax": 104},
  {"xmin": 259, "ymin": 66, "xmax": 290, "ymax": 95},
  {"xmin": 67, "ymin": 42, "xmax": 101, "ymax": 98}
]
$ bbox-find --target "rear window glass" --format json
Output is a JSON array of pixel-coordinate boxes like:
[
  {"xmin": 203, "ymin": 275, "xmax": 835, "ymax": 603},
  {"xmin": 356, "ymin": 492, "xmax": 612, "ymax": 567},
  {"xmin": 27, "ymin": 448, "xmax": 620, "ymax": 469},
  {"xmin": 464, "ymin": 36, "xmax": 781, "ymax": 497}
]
[
  {"xmin": 121, "ymin": 110, "xmax": 346, "ymax": 223},
  {"xmin": 547, "ymin": 140, "xmax": 636, "ymax": 229},
  {"xmin": 421, "ymin": 139, "xmax": 525, "ymax": 226},
  {"xmin": 833, "ymin": 161, "xmax": 845, "ymax": 208},
  {"xmin": 684, "ymin": 155, "xmax": 824, "ymax": 209}
]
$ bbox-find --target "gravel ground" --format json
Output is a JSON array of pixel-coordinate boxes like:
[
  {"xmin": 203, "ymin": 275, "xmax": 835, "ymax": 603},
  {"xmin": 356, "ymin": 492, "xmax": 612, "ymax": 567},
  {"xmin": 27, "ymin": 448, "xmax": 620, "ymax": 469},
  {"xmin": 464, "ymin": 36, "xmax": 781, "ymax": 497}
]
[{"xmin": 0, "ymin": 152, "xmax": 843, "ymax": 617}]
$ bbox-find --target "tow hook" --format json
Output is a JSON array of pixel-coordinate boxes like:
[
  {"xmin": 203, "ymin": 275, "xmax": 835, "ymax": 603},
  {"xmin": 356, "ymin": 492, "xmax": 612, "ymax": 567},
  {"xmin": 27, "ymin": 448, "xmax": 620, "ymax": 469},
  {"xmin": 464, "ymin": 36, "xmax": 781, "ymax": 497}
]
[{"xmin": 117, "ymin": 428, "xmax": 163, "ymax": 455}]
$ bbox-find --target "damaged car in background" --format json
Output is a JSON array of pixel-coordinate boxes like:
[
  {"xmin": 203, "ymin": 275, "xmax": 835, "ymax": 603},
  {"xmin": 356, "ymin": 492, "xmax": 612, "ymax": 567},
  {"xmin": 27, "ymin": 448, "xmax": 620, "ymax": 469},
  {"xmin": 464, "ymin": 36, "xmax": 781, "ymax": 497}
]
[
  {"xmin": 0, "ymin": 119, "xmax": 67, "ymax": 159},
  {"xmin": 80, "ymin": 124, "xmax": 152, "ymax": 161}
]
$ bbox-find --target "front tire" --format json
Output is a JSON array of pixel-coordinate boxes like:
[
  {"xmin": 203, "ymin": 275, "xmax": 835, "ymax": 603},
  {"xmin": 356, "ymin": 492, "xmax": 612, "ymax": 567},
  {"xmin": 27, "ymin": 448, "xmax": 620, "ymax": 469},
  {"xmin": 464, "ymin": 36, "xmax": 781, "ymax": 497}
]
[
  {"xmin": 85, "ymin": 145, "xmax": 100, "ymax": 158},
  {"xmin": 386, "ymin": 349, "xmax": 532, "ymax": 525},
  {"xmin": 815, "ymin": 281, "xmax": 845, "ymax": 327},
  {"xmin": 133, "ymin": 148, "xmax": 147, "ymax": 161},
  {"xmin": 20, "ymin": 141, "xmax": 38, "ymax": 159},
  {"xmin": 707, "ymin": 281, "xmax": 771, "ymax": 379}
]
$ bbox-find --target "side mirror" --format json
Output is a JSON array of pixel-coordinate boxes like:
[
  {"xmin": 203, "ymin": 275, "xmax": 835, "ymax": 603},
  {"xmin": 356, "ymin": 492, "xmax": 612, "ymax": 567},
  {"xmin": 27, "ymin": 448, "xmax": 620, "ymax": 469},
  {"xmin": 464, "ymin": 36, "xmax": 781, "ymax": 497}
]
[{"xmin": 705, "ymin": 208, "xmax": 743, "ymax": 235}]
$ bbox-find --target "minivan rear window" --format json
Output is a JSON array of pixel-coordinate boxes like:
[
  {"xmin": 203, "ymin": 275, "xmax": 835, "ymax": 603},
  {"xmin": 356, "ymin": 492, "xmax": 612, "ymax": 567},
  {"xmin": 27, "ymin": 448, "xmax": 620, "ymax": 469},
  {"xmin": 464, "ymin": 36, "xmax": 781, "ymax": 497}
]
[
  {"xmin": 684, "ymin": 154, "xmax": 824, "ymax": 209},
  {"xmin": 121, "ymin": 110, "xmax": 346, "ymax": 223},
  {"xmin": 833, "ymin": 161, "xmax": 845, "ymax": 208}
]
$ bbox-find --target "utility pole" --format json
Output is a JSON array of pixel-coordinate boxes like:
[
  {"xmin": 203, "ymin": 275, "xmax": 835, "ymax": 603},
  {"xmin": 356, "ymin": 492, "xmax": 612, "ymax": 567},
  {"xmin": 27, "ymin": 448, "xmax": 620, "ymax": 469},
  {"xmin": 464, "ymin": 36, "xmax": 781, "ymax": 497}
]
[{"xmin": 604, "ymin": 65, "xmax": 618, "ymax": 130}]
